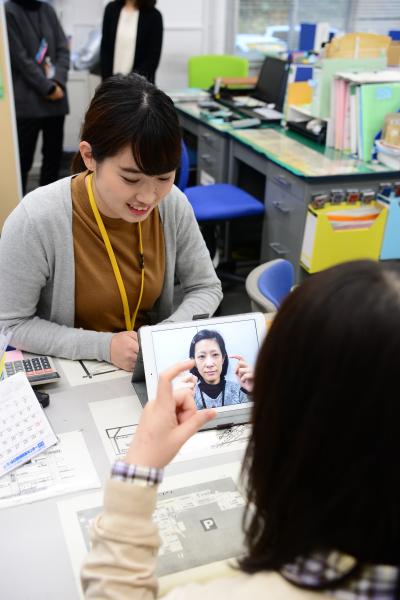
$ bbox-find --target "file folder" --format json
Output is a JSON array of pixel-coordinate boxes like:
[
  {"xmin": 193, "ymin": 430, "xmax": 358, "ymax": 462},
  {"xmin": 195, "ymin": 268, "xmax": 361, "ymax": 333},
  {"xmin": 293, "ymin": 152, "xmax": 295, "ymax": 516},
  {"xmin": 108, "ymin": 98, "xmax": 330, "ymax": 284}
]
[{"xmin": 300, "ymin": 201, "xmax": 387, "ymax": 273}]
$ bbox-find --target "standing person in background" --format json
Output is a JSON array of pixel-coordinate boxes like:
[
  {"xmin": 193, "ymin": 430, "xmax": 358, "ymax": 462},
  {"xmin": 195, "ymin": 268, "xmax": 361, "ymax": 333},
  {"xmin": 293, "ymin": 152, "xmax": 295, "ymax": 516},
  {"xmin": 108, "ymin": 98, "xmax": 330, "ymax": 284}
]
[
  {"xmin": 5, "ymin": 0, "xmax": 69, "ymax": 194},
  {"xmin": 100, "ymin": 0, "xmax": 163, "ymax": 83}
]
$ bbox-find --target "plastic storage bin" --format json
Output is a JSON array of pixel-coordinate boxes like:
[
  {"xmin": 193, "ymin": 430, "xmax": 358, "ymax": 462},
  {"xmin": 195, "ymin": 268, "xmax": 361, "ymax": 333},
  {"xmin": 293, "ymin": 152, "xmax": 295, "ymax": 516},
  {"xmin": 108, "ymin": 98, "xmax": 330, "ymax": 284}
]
[
  {"xmin": 379, "ymin": 193, "xmax": 400, "ymax": 259},
  {"xmin": 300, "ymin": 201, "xmax": 388, "ymax": 273}
]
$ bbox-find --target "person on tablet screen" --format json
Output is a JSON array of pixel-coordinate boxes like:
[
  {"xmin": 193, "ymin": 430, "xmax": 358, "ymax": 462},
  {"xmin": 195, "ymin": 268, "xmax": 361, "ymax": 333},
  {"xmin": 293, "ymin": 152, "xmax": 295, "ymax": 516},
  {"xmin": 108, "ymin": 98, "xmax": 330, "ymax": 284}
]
[
  {"xmin": 189, "ymin": 329, "xmax": 253, "ymax": 409},
  {"xmin": 0, "ymin": 74, "xmax": 222, "ymax": 373}
]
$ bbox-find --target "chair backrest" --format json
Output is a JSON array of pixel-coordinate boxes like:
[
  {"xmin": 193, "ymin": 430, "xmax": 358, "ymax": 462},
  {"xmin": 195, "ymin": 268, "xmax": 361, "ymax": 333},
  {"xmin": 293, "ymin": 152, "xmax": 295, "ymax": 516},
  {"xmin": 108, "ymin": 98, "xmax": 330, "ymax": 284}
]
[
  {"xmin": 245, "ymin": 259, "xmax": 294, "ymax": 313},
  {"xmin": 257, "ymin": 259, "xmax": 294, "ymax": 309},
  {"xmin": 188, "ymin": 55, "xmax": 248, "ymax": 89},
  {"xmin": 176, "ymin": 140, "xmax": 190, "ymax": 191}
]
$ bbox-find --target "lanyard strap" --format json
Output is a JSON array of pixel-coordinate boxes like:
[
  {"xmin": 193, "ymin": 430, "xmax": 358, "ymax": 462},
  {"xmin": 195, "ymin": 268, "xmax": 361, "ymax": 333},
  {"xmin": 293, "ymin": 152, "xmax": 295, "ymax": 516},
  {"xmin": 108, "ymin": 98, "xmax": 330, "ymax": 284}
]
[{"xmin": 87, "ymin": 173, "xmax": 145, "ymax": 331}]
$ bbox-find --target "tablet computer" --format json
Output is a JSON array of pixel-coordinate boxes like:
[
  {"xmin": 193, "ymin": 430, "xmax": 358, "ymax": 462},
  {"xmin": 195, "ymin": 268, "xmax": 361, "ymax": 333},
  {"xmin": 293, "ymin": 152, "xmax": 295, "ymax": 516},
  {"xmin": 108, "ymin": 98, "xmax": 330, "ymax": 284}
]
[{"xmin": 138, "ymin": 313, "xmax": 266, "ymax": 430}]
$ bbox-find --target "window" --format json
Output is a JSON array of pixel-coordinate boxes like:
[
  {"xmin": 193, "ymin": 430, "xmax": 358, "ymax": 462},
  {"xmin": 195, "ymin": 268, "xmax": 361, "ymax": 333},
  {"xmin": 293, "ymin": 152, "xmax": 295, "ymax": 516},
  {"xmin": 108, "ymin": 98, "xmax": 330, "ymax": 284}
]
[
  {"xmin": 236, "ymin": 0, "xmax": 291, "ymax": 59},
  {"xmin": 235, "ymin": 0, "xmax": 400, "ymax": 58}
]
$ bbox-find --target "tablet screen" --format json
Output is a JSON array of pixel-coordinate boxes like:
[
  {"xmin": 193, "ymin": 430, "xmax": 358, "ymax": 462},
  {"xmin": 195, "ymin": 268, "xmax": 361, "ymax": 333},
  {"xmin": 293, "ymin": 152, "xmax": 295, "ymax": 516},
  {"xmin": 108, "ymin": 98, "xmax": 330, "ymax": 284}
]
[{"xmin": 146, "ymin": 316, "xmax": 263, "ymax": 411}]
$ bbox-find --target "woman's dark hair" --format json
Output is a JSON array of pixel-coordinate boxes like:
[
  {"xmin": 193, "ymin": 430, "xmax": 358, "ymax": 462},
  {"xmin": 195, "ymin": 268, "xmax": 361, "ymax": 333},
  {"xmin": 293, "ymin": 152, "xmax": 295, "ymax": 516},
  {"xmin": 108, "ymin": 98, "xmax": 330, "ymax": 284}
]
[
  {"xmin": 71, "ymin": 73, "xmax": 181, "ymax": 175},
  {"xmin": 189, "ymin": 329, "xmax": 229, "ymax": 381},
  {"xmin": 241, "ymin": 260, "xmax": 400, "ymax": 573}
]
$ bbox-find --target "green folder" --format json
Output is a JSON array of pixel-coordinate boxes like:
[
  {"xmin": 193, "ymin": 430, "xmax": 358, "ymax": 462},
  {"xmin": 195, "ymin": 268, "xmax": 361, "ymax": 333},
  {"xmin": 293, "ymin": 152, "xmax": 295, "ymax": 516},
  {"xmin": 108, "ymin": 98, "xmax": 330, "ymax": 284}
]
[
  {"xmin": 359, "ymin": 82, "xmax": 400, "ymax": 161},
  {"xmin": 310, "ymin": 57, "xmax": 386, "ymax": 119}
]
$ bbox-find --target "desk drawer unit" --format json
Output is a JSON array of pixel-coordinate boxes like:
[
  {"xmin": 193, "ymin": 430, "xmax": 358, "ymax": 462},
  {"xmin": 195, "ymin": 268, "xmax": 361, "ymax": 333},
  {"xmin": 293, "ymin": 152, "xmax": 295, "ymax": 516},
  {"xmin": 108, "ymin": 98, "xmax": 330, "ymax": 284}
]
[
  {"xmin": 197, "ymin": 126, "xmax": 228, "ymax": 184},
  {"xmin": 262, "ymin": 163, "xmax": 307, "ymax": 270}
]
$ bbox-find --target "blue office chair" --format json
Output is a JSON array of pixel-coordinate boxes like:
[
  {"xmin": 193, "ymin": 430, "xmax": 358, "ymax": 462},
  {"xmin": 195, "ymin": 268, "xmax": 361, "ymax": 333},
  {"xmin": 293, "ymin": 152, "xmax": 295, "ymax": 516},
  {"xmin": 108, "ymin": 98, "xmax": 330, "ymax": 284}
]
[
  {"xmin": 177, "ymin": 141, "xmax": 264, "ymax": 279},
  {"xmin": 245, "ymin": 259, "xmax": 295, "ymax": 312}
]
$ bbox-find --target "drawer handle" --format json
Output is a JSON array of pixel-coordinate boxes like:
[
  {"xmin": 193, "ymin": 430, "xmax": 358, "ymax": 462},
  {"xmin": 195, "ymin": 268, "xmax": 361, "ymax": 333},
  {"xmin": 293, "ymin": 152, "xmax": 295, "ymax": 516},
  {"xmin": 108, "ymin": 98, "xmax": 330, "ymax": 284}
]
[
  {"xmin": 269, "ymin": 242, "xmax": 289, "ymax": 256},
  {"xmin": 272, "ymin": 200, "xmax": 290, "ymax": 214},
  {"xmin": 200, "ymin": 154, "xmax": 213, "ymax": 165},
  {"xmin": 272, "ymin": 175, "xmax": 291, "ymax": 190},
  {"xmin": 200, "ymin": 133, "xmax": 213, "ymax": 143}
]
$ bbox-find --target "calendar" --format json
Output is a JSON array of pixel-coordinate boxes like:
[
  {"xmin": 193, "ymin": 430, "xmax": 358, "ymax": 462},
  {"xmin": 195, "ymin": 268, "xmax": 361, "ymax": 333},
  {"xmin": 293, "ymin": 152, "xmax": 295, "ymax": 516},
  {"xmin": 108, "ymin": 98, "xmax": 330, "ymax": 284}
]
[{"xmin": 0, "ymin": 372, "xmax": 58, "ymax": 477}]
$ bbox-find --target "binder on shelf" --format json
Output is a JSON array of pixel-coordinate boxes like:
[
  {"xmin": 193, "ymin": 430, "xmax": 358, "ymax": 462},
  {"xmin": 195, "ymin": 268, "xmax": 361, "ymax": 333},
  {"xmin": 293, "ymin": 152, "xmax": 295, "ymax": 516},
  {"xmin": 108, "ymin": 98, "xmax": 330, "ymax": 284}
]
[
  {"xmin": 310, "ymin": 57, "xmax": 386, "ymax": 120},
  {"xmin": 300, "ymin": 201, "xmax": 387, "ymax": 273},
  {"xmin": 379, "ymin": 193, "xmax": 400, "ymax": 260}
]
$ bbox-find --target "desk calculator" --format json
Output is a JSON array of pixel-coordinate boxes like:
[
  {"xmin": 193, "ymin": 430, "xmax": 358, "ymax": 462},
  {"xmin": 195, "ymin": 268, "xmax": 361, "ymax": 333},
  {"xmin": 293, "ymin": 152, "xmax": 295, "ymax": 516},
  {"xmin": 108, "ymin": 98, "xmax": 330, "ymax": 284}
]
[{"xmin": 2, "ymin": 351, "xmax": 60, "ymax": 386}]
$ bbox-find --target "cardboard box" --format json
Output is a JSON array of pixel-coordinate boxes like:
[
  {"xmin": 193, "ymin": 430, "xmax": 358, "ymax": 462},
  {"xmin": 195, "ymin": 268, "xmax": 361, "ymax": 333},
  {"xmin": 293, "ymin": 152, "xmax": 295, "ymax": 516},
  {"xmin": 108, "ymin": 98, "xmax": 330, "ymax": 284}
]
[{"xmin": 388, "ymin": 41, "xmax": 400, "ymax": 66}]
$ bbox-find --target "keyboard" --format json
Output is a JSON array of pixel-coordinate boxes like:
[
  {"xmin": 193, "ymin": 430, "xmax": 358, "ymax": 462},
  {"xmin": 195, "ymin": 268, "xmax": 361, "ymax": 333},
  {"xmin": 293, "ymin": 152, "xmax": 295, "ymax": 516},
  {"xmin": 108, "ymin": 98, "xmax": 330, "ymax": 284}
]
[{"xmin": 2, "ymin": 351, "xmax": 60, "ymax": 386}]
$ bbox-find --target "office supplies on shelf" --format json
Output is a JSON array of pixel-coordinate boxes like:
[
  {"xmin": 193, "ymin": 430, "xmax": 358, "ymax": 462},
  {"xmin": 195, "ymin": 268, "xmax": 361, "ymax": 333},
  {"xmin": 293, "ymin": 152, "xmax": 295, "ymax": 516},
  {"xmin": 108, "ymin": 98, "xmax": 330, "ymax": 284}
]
[
  {"xmin": 325, "ymin": 33, "xmax": 391, "ymax": 59},
  {"xmin": 327, "ymin": 74, "xmax": 400, "ymax": 161},
  {"xmin": 299, "ymin": 22, "xmax": 331, "ymax": 53},
  {"xmin": 286, "ymin": 119, "xmax": 327, "ymax": 144},
  {"xmin": 310, "ymin": 57, "xmax": 386, "ymax": 119},
  {"xmin": 388, "ymin": 41, "xmax": 400, "ymax": 66},
  {"xmin": 330, "ymin": 189, "xmax": 345, "ymax": 204},
  {"xmin": 217, "ymin": 76, "xmax": 257, "ymax": 89},
  {"xmin": 300, "ymin": 200, "xmax": 387, "ymax": 273},
  {"xmin": 254, "ymin": 106, "xmax": 283, "ymax": 121},
  {"xmin": 346, "ymin": 189, "xmax": 360, "ymax": 204},
  {"xmin": 378, "ymin": 192, "xmax": 400, "ymax": 260},
  {"xmin": 310, "ymin": 193, "xmax": 329, "ymax": 209},
  {"xmin": 378, "ymin": 182, "xmax": 394, "ymax": 197},
  {"xmin": 382, "ymin": 112, "xmax": 400, "ymax": 148},
  {"xmin": 360, "ymin": 189, "xmax": 375, "ymax": 204},
  {"xmin": 358, "ymin": 82, "xmax": 400, "ymax": 161},
  {"xmin": 231, "ymin": 117, "xmax": 261, "ymax": 129},
  {"xmin": 375, "ymin": 140, "xmax": 400, "ymax": 170},
  {"xmin": 167, "ymin": 88, "xmax": 210, "ymax": 103},
  {"xmin": 1, "ymin": 350, "xmax": 60, "ymax": 385},
  {"xmin": 0, "ymin": 372, "xmax": 58, "ymax": 477}
]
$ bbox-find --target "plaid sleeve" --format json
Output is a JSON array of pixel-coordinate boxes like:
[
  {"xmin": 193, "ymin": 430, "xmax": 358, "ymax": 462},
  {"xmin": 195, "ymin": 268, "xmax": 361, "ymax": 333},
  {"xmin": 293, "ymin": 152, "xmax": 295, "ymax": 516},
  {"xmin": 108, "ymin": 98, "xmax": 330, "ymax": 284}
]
[{"xmin": 111, "ymin": 461, "xmax": 164, "ymax": 487}]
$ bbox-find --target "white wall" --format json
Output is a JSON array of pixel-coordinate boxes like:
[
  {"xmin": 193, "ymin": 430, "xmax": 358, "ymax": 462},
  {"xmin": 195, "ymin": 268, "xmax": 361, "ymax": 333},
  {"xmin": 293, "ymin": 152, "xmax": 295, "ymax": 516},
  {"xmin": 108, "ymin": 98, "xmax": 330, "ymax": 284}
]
[
  {"xmin": 53, "ymin": 0, "xmax": 230, "ymax": 89},
  {"xmin": 48, "ymin": 0, "xmax": 232, "ymax": 154}
]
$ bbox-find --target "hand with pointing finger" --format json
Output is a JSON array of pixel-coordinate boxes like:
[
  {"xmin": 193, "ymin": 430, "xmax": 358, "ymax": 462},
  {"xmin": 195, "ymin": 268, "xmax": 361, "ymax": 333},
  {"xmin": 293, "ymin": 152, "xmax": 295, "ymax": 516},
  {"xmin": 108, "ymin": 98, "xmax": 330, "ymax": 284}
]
[{"xmin": 125, "ymin": 359, "xmax": 216, "ymax": 469}]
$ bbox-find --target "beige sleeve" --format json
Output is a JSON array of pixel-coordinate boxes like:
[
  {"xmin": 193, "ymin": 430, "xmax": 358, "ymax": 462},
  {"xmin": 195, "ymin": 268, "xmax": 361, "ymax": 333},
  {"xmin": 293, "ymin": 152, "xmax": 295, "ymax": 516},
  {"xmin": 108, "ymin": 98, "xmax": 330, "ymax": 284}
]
[{"xmin": 81, "ymin": 479, "xmax": 160, "ymax": 600}]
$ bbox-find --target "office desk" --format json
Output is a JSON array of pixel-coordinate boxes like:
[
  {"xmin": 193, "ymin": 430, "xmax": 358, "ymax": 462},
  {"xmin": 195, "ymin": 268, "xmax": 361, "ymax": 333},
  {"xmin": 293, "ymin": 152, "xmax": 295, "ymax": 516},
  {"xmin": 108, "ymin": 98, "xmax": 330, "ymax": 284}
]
[
  {"xmin": 228, "ymin": 127, "xmax": 400, "ymax": 280},
  {"xmin": 175, "ymin": 102, "xmax": 234, "ymax": 185},
  {"xmin": 175, "ymin": 99, "xmax": 400, "ymax": 282},
  {"xmin": 0, "ymin": 361, "xmax": 245, "ymax": 600}
]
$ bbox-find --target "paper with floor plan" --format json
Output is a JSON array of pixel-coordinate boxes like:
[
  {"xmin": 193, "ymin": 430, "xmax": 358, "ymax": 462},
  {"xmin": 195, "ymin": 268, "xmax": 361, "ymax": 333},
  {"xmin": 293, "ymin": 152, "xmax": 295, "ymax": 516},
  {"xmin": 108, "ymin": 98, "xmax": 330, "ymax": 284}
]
[
  {"xmin": 58, "ymin": 462, "xmax": 244, "ymax": 599},
  {"xmin": 0, "ymin": 431, "xmax": 100, "ymax": 508},
  {"xmin": 57, "ymin": 358, "xmax": 128, "ymax": 387},
  {"xmin": 89, "ymin": 396, "xmax": 251, "ymax": 464}
]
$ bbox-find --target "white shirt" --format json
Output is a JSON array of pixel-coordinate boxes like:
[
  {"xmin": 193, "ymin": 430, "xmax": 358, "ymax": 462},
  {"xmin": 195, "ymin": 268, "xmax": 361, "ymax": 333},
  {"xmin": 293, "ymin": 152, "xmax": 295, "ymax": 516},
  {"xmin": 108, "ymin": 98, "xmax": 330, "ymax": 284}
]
[{"xmin": 113, "ymin": 7, "xmax": 139, "ymax": 75}]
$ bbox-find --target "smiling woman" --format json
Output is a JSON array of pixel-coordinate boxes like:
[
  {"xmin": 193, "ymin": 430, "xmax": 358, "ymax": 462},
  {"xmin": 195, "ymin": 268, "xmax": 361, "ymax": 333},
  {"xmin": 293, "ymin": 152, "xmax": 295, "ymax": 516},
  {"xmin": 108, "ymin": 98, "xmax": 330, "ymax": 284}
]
[{"xmin": 0, "ymin": 74, "xmax": 222, "ymax": 373}]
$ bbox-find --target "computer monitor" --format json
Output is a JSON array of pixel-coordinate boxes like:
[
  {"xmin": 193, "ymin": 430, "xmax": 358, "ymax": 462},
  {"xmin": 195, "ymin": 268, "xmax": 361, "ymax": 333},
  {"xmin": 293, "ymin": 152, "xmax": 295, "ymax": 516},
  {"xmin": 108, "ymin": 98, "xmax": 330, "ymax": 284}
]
[{"xmin": 255, "ymin": 56, "xmax": 289, "ymax": 111}]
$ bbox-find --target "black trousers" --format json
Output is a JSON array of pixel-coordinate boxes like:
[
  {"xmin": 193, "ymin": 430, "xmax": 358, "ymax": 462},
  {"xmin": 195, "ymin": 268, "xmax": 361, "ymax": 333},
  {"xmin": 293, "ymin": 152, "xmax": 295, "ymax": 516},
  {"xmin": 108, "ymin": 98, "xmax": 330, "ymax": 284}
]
[{"xmin": 17, "ymin": 115, "xmax": 65, "ymax": 194}]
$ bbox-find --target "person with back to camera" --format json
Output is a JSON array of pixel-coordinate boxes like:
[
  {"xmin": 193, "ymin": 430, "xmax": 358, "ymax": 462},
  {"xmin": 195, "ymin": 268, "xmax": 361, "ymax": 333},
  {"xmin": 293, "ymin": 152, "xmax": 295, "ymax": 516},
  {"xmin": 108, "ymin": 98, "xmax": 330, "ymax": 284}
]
[
  {"xmin": 188, "ymin": 329, "xmax": 253, "ymax": 409},
  {"xmin": 5, "ymin": 0, "xmax": 70, "ymax": 194},
  {"xmin": 0, "ymin": 73, "xmax": 222, "ymax": 373},
  {"xmin": 100, "ymin": 0, "xmax": 163, "ymax": 83},
  {"xmin": 81, "ymin": 259, "xmax": 400, "ymax": 599}
]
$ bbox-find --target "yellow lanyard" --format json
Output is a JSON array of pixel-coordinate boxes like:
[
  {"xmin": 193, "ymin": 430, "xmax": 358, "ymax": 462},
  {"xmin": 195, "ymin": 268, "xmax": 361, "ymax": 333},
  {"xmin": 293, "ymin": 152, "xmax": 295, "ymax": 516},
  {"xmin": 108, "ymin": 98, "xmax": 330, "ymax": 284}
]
[{"xmin": 87, "ymin": 173, "xmax": 145, "ymax": 331}]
